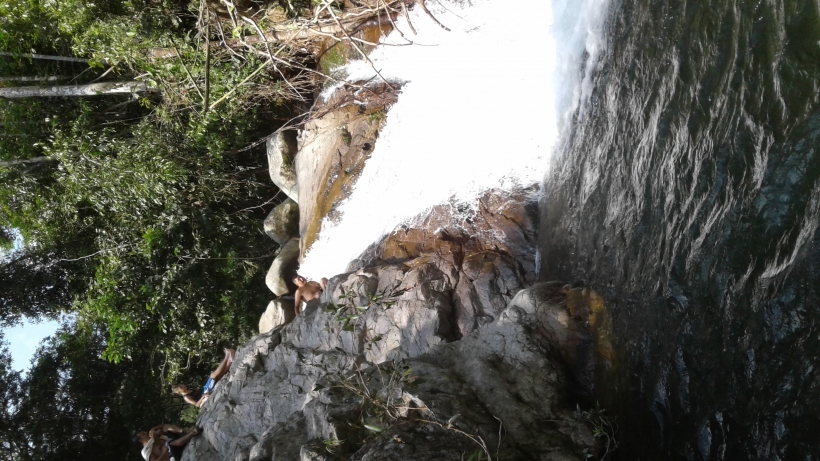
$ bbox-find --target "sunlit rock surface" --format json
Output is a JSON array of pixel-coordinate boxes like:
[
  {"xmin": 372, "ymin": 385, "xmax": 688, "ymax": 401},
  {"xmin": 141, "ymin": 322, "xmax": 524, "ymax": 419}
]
[
  {"xmin": 183, "ymin": 281, "xmax": 608, "ymax": 461},
  {"xmin": 295, "ymin": 82, "xmax": 399, "ymax": 259},
  {"xmin": 265, "ymin": 238, "xmax": 301, "ymax": 296},
  {"xmin": 350, "ymin": 187, "xmax": 540, "ymax": 338},
  {"xmin": 259, "ymin": 299, "xmax": 296, "ymax": 334},
  {"xmin": 264, "ymin": 198, "xmax": 300, "ymax": 245},
  {"xmin": 267, "ymin": 130, "xmax": 299, "ymax": 202},
  {"xmin": 187, "ymin": 151, "xmax": 608, "ymax": 459},
  {"xmin": 187, "ymin": 61, "xmax": 605, "ymax": 459}
]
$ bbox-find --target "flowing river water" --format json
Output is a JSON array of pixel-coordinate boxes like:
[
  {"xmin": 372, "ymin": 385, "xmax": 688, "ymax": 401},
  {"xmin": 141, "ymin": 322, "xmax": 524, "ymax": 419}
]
[
  {"xmin": 541, "ymin": 0, "xmax": 820, "ymax": 459},
  {"xmin": 300, "ymin": 0, "xmax": 820, "ymax": 458}
]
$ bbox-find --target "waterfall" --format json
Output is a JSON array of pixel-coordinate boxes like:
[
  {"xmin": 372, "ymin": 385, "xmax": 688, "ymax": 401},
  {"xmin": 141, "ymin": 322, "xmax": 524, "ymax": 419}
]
[{"xmin": 299, "ymin": 0, "xmax": 611, "ymax": 279}]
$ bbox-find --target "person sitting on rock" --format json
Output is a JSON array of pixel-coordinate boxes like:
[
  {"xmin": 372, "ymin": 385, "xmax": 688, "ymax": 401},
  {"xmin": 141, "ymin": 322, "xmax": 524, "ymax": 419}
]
[
  {"xmin": 136, "ymin": 424, "xmax": 199, "ymax": 461},
  {"xmin": 171, "ymin": 348, "xmax": 235, "ymax": 407},
  {"xmin": 293, "ymin": 274, "xmax": 328, "ymax": 315}
]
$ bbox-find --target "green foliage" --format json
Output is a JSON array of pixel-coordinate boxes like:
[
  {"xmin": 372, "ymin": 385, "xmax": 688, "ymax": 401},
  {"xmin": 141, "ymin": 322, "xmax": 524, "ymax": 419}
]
[
  {"xmin": 322, "ymin": 437, "xmax": 343, "ymax": 453},
  {"xmin": 6, "ymin": 324, "xmax": 137, "ymax": 461},
  {"xmin": 325, "ymin": 281, "xmax": 407, "ymax": 333},
  {"xmin": 367, "ymin": 110, "xmax": 385, "ymax": 124},
  {"xmin": 572, "ymin": 403, "xmax": 619, "ymax": 461},
  {"xmin": 0, "ymin": 245, "xmax": 91, "ymax": 325},
  {"xmin": 0, "ymin": 333, "xmax": 24, "ymax": 459},
  {"xmin": 0, "ymin": 2, "xmax": 299, "ymax": 460},
  {"xmin": 178, "ymin": 405, "xmax": 200, "ymax": 425},
  {"xmin": 0, "ymin": 1, "xmax": 331, "ymax": 460}
]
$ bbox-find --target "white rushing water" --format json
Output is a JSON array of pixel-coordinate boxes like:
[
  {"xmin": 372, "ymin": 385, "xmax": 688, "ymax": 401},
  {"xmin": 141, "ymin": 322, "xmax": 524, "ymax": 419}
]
[{"xmin": 299, "ymin": 0, "xmax": 611, "ymax": 279}]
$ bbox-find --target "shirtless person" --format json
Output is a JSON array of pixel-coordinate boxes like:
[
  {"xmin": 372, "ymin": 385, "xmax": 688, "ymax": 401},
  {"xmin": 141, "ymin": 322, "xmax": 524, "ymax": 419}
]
[
  {"xmin": 172, "ymin": 348, "xmax": 235, "ymax": 407},
  {"xmin": 136, "ymin": 424, "xmax": 198, "ymax": 461},
  {"xmin": 293, "ymin": 275, "xmax": 328, "ymax": 315}
]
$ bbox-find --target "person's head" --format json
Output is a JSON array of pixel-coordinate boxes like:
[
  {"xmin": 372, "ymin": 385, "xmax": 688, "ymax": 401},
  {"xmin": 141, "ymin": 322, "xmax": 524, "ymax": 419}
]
[
  {"xmin": 172, "ymin": 383, "xmax": 190, "ymax": 395},
  {"xmin": 293, "ymin": 275, "xmax": 307, "ymax": 287},
  {"xmin": 134, "ymin": 430, "xmax": 150, "ymax": 446}
]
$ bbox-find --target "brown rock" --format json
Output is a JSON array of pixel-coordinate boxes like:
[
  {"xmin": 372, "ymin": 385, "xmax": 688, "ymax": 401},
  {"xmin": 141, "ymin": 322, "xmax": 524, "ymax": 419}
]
[
  {"xmin": 295, "ymin": 82, "xmax": 399, "ymax": 258},
  {"xmin": 348, "ymin": 186, "xmax": 540, "ymax": 338}
]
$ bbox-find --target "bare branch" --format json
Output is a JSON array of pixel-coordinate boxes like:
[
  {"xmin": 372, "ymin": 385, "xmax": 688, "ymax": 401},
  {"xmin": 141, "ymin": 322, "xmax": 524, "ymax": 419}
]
[{"xmin": 327, "ymin": 5, "xmax": 395, "ymax": 90}]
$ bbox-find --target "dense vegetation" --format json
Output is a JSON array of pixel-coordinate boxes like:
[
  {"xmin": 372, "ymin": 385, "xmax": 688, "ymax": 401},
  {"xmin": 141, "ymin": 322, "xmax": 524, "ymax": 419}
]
[{"xmin": 0, "ymin": 0, "xmax": 329, "ymax": 459}]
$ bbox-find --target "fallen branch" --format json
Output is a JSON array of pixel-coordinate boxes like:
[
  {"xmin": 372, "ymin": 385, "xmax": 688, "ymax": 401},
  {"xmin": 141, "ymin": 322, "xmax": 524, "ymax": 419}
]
[
  {"xmin": 401, "ymin": 1, "xmax": 418, "ymax": 35},
  {"xmin": 241, "ymin": 15, "xmax": 305, "ymax": 100},
  {"xmin": 208, "ymin": 59, "xmax": 270, "ymax": 111},
  {"xmin": 418, "ymin": 0, "xmax": 450, "ymax": 31},
  {"xmin": 173, "ymin": 46, "xmax": 206, "ymax": 105},
  {"xmin": 0, "ymin": 156, "xmax": 57, "ymax": 168},
  {"xmin": 327, "ymin": 5, "xmax": 395, "ymax": 90}
]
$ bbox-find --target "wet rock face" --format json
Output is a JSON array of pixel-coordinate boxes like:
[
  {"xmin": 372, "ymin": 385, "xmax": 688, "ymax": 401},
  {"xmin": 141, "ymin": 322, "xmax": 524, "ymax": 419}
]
[
  {"xmin": 351, "ymin": 186, "xmax": 540, "ymax": 338},
  {"xmin": 183, "ymin": 282, "xmax": 606, "ymax": 461},
  {"xmin": 295, "ymin": 82, "xmax": 399, "ymax": 258},
  {"xmin": 189, "ymin": 69, "xmax": 598, "ymax": 461}
]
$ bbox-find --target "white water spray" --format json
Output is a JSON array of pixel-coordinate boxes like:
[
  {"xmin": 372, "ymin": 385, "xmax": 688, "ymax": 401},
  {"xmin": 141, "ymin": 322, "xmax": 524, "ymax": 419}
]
[{"xmin": 299, "ymin": 0, "xmax": 611, "ymax": 279}]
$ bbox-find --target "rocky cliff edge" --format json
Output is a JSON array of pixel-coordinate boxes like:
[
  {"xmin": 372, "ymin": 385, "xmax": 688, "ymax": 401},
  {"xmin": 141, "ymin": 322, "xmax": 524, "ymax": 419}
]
[{"xmin": 182, "ymin": 82, "xmax": 614, "ymax": 461}]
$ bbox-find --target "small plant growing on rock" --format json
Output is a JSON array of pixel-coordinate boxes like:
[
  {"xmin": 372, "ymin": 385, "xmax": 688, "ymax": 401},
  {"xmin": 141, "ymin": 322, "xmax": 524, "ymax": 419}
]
[
  {"xmin": 322, "ymin": 437, "xmax": 344, "ymax": 453},
  {"xmin": 367, "ymin": 110, "xmax": 385, "ymax": 124},
  {"xmin": 325, "ymin": 281, "xmax": 408, "ymax": 332},
  {"xmin": 340, "ymin": 127, "xmax": 352, "ymax": 146},
  {"xmin": 573, "ymin": 403, "xmax": 618, "ymax": 460}
]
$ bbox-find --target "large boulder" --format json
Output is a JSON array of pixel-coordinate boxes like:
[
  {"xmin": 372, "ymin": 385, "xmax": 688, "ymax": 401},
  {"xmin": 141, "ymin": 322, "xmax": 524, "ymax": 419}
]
[
  {"xmin": 263, "ymin": 198, "xmax": 300, "ymax": 245},
  {"xmin": 182, "ymin": 282, "xmax": 609, "ymax": 461},
  {"xmin": 265, "ymin": 238, "xmax": 300, "ymax": 296},
  {"xmin": 267, "ymin": 130, "xmax": 299, "ymax": 202},
  {"xmin": 259, "ymin": 299, "xmax": 296, "ymax": 334}
]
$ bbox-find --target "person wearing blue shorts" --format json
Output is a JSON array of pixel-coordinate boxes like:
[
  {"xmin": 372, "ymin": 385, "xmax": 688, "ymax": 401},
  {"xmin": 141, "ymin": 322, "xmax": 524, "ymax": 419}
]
[{"xmin": 172, "ymin": 348, "xmax": 235, "ymax": 407}]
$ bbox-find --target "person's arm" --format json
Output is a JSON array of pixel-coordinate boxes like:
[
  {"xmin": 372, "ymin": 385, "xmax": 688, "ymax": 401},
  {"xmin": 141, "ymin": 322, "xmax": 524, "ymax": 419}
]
[
  {"xmin": 294, "ymin": 288, "xmax": 303, "ymax": 315},
  {"xmin": 182, "ymin": 394, "xmax": 200, "ymax": 407},
  {"xmin": 160, "ymin": 424, "xmax": 184, "ymax": 434},
  {"xmin": 195, "ymin": 394, "xmax": 209, "ymax": 408}
]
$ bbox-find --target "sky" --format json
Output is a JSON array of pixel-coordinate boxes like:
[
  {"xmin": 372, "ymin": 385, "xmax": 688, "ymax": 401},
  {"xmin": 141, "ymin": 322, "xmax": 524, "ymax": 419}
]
[
  {"xmin": 3, "ymin": 319, "xmax": 62, "ymax": 372},
  {"xmin": 1, "ymin": 230, "xmax": 61, "ymax": 373}
]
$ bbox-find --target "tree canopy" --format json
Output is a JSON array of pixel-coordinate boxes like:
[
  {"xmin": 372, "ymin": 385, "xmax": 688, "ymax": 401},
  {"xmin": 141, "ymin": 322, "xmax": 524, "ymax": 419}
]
[{"xmin": 0, "ymin": 0, "xmax": 315, "ymax": 459}]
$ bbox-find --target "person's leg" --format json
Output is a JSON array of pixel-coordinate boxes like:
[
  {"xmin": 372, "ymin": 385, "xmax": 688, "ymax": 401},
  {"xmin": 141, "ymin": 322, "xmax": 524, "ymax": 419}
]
[
  {"xmin": 167, "ymin": 428, "xmax": 198, "ymax": 460},
  {"xmin": 168, "ymin": 428, "xmax": 198, "ymax": 448},
  {"xmin": 208, "ymin": 349, "xmax": 236, "ymax": 381}
]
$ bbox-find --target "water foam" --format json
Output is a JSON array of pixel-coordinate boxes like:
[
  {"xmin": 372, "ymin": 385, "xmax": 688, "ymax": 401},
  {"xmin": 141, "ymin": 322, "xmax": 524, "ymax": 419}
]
[{"xmin": 299, "ymin": 0, "xmax": 610, "ymax": 279}]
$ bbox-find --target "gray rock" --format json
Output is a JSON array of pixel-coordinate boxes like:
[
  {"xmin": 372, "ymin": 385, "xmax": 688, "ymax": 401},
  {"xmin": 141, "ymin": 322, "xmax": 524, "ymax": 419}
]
[
  {"xmin": 182, "ymin": 281, "xmax": 605, "ymax": 461},
  {"xmin": 267, "ymin": 130, "xmax": 299, "ymax": 202},
  {"xmin": 265, "ymin": 238, "xmax": 300, "ymax": 296},
  {"xmin": 181, "ymin": 178, "xmax": 607, "ymax": 460},
  {"xmin": 259, "ymin": 299, "xmax": 296, "ymax": 334},
  {"xmin": 264, "ymin": 198, "xmax": 300, "ymax": 245}
]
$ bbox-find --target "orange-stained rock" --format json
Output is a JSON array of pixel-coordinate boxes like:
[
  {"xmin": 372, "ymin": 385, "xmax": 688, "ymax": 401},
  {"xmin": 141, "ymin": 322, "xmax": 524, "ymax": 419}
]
[
  {"xmin": 295, "ymin": 82, "xmax": 400, "ymax": 260},
  {"xmin": 347, "ymin": 186, "xmax": 541, "ymax": 338}
]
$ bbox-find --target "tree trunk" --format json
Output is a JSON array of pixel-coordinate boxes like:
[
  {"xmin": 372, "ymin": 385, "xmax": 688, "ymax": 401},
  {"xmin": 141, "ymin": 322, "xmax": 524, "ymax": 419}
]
[
  {"xmin": 0, "ymin": 76, "xmax": 67, "ymax": 82},
  {"xmin": 0, "ymin": 52, "xmax": 89, "ymax": 63},
  {"xmin": 0, "ymin": 82, "xmax": 151, "ymax": 98},
  {"xmin": 0, "ymin": 156, "xmax": 56, "ymax": 167}
]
